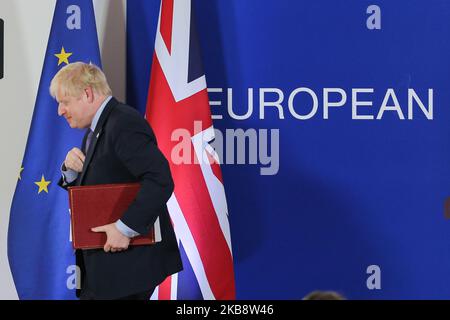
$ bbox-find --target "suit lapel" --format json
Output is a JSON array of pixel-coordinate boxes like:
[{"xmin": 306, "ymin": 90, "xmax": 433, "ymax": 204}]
[{"xmin": 78, "ymin": 97, "xmax": 119, "ymax": 185}]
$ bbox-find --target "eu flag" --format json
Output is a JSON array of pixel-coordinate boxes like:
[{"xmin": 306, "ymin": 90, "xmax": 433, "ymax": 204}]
[{"xmin": 8, "ymin": 0, "xmax": 102, "ymax": 299}]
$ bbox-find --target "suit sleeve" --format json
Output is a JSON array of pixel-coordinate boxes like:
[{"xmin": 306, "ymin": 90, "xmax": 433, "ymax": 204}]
[
  {"xmin": 113, "ymin": 116, "xmax": 174, "ymax": 235},
  {"xmin": 58, "ymin": 163, "xmax": 78, "ymax": 190}
]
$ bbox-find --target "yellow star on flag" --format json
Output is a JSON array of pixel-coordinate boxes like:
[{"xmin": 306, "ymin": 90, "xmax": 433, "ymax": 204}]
[
  {"xmin": 35, "ymin": 175, "xmax": 51, "ymax": 194},
  {"xmin": 18, "ymin": 167, "xmax": 24, "ymax": 180},
  {"xmin": 54, "ymin": 47, "xmax": 73, "ymax": 66}
]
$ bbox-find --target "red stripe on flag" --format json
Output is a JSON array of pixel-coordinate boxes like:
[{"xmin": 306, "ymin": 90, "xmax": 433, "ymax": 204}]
[
  {"xmin": 158, "ymin": 276, "xmax": 172, "ymax": 300},
  {"xmin": 160, "ymin": 0, "xmax": 174, "ymax": 54}
]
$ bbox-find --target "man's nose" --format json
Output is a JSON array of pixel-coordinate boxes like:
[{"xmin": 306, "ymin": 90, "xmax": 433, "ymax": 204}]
[{"xmin": 58, "ymin": 104, "xmax": 65, "ymax": 116}]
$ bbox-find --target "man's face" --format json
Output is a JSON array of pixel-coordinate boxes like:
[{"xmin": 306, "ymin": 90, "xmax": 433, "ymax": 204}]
[{"xmin": 56, "ymin": 89, "xmax": 92, "ymax": 129}]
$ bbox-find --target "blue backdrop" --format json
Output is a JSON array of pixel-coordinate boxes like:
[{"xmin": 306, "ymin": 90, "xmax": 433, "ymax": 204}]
[{"xmin": 127, "ymin": 0, "xmax": 450, "ymax": 299}]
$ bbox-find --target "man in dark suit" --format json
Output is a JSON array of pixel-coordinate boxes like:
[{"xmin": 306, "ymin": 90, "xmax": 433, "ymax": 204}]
[{"xmin": 51, "ymin": 62, "xmax": 182, "ymax": 300}]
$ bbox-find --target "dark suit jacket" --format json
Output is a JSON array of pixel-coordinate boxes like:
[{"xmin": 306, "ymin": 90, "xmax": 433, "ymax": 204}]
[{"xmin": 59, "ymin": 97, "xmax": 182, "ymax": 299}]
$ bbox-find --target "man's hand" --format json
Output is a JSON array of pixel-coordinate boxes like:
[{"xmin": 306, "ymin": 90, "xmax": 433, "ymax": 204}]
[
  {"xmin": 91, "ymin": 223, "xmax": 131, "ymax": 253},
  {"xmin": 64, "ymin": 147, "xmax": 86, "ymax": 172}
]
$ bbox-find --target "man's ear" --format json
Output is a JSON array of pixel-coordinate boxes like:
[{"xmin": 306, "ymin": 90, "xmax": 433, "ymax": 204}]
[{"xmin": 84, "ymin": 86, "xmax": 94, "ymax": 103}]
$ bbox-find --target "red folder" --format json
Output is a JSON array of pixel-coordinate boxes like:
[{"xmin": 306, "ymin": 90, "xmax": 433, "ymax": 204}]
[{"xmin": 68, "ymin": 183, "xmax": 160, "ymax": 250}]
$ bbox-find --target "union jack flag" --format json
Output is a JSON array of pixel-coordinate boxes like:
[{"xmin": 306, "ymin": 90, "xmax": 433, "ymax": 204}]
[{"xmin": 146, "ymin": 0, "xmax": 236, "ymax": 300}]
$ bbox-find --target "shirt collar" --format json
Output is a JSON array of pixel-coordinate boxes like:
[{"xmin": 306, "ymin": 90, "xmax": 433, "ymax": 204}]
[{"xmin": 90, "ymin": 96, "xmax": 112, "ymax": 132}]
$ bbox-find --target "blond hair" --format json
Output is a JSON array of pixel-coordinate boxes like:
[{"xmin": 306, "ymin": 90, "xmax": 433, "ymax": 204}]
[{"xmin": 49, "ymin": 62, "xmax": 112, "ymax": 99}]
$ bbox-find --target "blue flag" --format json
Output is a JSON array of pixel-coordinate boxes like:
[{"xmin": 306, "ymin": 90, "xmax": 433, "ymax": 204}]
[{"xmin": 8, "ymin": 0, "xmax": 101, "ymax": 299}]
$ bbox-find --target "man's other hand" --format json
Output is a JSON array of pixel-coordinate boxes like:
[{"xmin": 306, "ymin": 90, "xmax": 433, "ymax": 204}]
[
  {"xmin": 91, "ymin": 223, "xmax": 131, "ymax": 253},
  {"xmin": 64, "ymin": 147, "xmax": 86, "ymax": 172}
]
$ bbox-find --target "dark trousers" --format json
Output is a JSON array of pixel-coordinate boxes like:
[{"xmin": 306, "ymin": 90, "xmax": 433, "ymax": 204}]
[
  {"xmin": 116, "ymin": 290, "xmax": 154, "ymax": 300},
  {"xmin": 78, "ymin": 260, "xmax": 155, "ymax": 300}
]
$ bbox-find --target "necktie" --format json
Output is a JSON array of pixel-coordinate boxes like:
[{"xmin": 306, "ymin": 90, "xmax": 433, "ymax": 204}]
[{"xmin": 85, "ymin": 129, "xmax": 94, "ymax": 154}]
